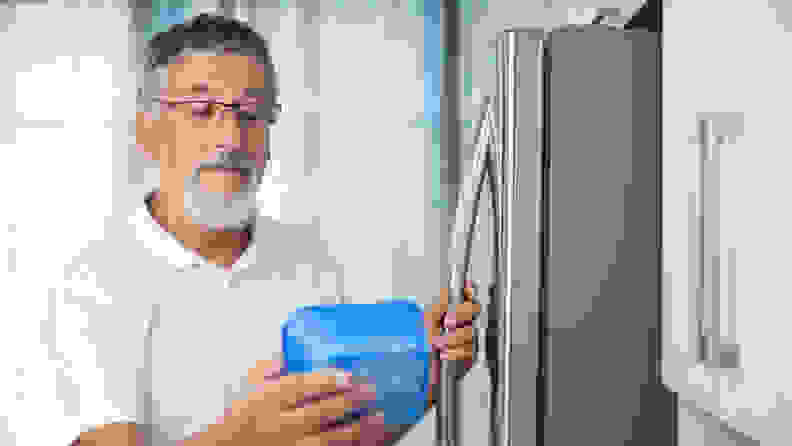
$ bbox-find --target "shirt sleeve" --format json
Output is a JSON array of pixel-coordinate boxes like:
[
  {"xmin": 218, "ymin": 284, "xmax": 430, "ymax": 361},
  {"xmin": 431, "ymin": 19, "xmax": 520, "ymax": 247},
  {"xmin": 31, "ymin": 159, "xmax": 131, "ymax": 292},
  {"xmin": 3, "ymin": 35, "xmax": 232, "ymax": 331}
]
[{"xmin": 3, "ymin": 268, "xmax": 145, "ymax": 445}]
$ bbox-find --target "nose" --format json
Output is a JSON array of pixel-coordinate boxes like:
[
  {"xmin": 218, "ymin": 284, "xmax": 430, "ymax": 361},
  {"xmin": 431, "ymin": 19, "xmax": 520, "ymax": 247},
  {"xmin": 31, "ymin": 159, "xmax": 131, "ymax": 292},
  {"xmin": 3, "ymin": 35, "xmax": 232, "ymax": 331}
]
[{"xmin": 214, "ymin": 106, "xmax": 244, "ymax": 149}]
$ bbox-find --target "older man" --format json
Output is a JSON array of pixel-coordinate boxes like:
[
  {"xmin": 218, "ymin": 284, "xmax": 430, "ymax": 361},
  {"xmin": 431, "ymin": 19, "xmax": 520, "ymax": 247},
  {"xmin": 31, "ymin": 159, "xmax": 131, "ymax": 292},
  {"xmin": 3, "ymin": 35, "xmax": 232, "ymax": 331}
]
[{"xmin": 42, "ymin": 13, "xmax": 480, "ymax": 446}]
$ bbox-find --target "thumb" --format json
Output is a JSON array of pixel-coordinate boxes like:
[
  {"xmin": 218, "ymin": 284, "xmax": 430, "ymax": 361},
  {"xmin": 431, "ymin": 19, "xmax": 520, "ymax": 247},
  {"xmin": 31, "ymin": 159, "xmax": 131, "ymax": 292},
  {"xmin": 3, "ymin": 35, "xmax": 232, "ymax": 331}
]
[
  {"xmin": 248, "ymin": 356, "xmax": 285, "ymax": 386},
  {"xmin": 425, "ymin": 289, "xmax": 450, "ymax": 327}
]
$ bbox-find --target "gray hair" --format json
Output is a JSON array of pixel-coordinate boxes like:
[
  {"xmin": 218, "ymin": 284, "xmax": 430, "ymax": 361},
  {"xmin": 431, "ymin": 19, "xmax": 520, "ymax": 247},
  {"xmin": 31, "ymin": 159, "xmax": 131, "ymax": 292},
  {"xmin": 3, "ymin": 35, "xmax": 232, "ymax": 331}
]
[{"xmin": 137, "ymin": 13, "xmax": 279, "ymax": 122}]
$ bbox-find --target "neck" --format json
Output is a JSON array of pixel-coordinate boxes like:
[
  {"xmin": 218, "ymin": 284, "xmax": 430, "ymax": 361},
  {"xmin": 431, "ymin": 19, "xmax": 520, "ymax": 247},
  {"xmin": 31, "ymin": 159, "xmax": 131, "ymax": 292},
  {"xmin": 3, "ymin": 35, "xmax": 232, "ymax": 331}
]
[{"xmin": 149, "ymin": 190, "xmax": 251, "ymax": 267}]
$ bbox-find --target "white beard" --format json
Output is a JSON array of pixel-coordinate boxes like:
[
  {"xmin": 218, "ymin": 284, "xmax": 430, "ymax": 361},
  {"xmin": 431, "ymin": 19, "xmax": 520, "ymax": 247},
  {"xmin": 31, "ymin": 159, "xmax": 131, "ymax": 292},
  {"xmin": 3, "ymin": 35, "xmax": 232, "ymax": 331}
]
[{"xmin": 182, "ymin": 170, "xmax": 263, "ymax": 231}]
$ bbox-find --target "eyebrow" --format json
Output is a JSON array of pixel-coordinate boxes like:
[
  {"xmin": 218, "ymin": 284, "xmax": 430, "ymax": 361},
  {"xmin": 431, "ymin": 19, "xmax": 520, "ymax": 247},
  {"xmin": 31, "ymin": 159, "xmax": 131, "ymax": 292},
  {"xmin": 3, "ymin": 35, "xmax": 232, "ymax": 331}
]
[{"xmin": 185, "ymin": 84, "xmax": 266, "ymax": 101}]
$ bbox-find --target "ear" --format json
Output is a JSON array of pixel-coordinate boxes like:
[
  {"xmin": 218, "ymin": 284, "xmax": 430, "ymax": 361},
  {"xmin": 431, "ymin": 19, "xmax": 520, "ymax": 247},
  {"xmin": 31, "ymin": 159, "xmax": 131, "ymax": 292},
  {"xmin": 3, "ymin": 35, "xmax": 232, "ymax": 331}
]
[{"xmin": 136, "ymin": 110, "xmax": 161, "ymax": 163}]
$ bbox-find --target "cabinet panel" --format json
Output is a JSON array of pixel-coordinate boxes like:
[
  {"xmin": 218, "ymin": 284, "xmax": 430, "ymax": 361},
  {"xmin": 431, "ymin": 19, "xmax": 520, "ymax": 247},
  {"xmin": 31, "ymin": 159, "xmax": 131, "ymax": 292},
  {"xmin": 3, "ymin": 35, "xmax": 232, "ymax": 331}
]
[
  {"xmin": 662, "ymin": 0, "xmax": 711, "ymax": 377},
  {"xmin": 663, "ymin": 0, "xmax": 792, "ymax": 444}
]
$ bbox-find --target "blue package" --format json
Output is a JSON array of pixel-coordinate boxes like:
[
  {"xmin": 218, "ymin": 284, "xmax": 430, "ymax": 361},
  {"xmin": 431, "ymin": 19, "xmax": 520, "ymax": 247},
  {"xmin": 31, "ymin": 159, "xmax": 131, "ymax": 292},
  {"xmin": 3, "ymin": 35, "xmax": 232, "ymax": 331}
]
[{"xmin": 282, "ymin": 299, "xmax": 431, "ymax": 427}]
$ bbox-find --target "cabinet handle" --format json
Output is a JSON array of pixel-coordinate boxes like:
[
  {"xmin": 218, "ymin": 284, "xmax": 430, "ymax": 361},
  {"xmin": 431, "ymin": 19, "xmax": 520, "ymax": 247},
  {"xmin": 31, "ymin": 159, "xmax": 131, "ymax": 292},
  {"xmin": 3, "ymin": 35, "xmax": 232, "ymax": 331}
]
[
  {"xmin": 695, "ymin": 118, "xmax": 710, "ymax": 364},
  {"xmin": 696, "ymin": 118, "xmax": 740, "ymax": 369}
]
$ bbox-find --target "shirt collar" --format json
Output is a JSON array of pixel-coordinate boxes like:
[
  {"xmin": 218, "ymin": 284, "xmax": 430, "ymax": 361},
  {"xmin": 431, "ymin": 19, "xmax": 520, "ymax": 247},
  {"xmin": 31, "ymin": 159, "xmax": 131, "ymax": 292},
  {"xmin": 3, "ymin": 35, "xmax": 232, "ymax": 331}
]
[{"xmin": 132, "ymin": 189, "xmax": 259, "ymax": 272}]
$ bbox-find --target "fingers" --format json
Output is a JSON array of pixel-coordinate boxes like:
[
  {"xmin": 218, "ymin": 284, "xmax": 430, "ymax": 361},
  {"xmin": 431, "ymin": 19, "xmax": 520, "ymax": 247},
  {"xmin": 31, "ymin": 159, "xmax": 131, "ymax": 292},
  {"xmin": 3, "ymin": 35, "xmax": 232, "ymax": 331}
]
[
  {"xmin": 432, "ymin": 325, "xmax": 475, "ymax": 350},
  {"xmin": 281, "ymin": 385, "xmax": 378, "ymax": 437},
  {"xmin": 442, "ymin": 301, "xmax": 482, "ymax": 329},
  {"xmin": 425, "ymin": 292, "xmax": 481, "ymax": 363},
  {"xmin": 247, "ymin": 357, "xmax": 285, "ymax": 386},
  {"xmin": 425, "ymin": 287, "xmax": 478, "ymax": 331},
  {"xmin": 464, "ymin": 285, "xmax": 476, "ymax": 300},
  {"xmin": 429, "ymin": 340, "xmax": 477, "ymax": 386},
  {"xmin": 439, "ymin": 342, "xmax": 476, "ymax": 360},
  {"xmin": 270, "ymin": 370, "xmax": 359, "ymax": 410},
  {"xmin": 295, "ymin": 412, "xmax": 387, "ymax": 446}
]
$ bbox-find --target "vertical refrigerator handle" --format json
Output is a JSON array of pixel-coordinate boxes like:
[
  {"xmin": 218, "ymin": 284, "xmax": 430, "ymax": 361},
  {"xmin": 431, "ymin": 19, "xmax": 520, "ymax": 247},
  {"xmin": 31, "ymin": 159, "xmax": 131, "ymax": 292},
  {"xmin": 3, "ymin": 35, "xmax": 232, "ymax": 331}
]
[{"xmin": 439, "ymin": 97, "xmax": 497, "ymax": 446}]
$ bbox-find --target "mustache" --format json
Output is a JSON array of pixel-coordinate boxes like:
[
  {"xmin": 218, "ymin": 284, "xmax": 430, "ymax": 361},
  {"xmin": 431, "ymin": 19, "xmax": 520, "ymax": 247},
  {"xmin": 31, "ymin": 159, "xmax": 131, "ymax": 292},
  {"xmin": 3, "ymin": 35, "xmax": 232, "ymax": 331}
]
[{"xmin": 196, "ymin": 149, "xmax": 261, "ymax": 176}]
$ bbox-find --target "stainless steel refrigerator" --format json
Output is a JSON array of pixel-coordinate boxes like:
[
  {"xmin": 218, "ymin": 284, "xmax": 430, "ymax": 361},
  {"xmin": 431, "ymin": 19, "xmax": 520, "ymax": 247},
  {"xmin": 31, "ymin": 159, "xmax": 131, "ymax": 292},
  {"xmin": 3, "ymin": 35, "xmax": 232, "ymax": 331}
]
[{"xmin": 442, "ymin": 24, "xmax": 672, "ymax": 446}]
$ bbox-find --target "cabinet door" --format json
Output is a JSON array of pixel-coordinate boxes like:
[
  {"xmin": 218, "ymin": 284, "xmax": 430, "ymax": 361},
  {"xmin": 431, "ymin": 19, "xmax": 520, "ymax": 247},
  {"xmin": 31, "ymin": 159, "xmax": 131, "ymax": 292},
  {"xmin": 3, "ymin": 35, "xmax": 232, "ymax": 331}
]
[{"xmin": 663, "ymin": 1, "xmax": 792, "ymax": 444}]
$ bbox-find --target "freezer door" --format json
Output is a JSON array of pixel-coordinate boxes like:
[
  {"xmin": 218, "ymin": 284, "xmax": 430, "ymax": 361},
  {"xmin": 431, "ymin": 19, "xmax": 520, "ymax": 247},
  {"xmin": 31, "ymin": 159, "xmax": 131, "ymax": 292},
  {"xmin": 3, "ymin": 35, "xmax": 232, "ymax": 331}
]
[
  {"xmin": 542, "ymin": 26, "xmax": 672, "ymax": 445},
  {"xmin": 493, "ymin": 28, "xmax": 547, "ymax": 446}
]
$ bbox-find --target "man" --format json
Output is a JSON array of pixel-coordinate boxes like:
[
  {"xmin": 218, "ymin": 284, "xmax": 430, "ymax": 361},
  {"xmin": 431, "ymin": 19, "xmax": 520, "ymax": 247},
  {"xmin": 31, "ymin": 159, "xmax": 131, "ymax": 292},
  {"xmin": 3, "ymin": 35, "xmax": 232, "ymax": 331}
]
[{"xmin": 49, "ymin": 13, "xmax": 480, "ymax": 446}]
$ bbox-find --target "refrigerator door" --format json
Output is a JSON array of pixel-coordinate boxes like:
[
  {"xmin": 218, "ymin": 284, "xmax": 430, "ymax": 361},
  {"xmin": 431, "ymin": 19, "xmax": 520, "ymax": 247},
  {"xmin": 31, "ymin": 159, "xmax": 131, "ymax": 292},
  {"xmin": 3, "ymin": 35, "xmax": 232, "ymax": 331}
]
[
  {"xmin": 492, "ymin": 28, "xmax": 547, "ymax": 446},
  {"xmin": 541, "ymin": 25, "xmax": 671, "ymax": 445}
]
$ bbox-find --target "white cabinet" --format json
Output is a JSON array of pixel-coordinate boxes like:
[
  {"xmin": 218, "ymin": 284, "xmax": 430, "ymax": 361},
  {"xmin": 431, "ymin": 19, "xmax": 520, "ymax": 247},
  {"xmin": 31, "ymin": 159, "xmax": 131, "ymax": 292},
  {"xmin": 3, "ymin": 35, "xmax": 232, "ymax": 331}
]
[{"xmin": 663, "ymin": 1, "xmax": 792, "ymax": 444}]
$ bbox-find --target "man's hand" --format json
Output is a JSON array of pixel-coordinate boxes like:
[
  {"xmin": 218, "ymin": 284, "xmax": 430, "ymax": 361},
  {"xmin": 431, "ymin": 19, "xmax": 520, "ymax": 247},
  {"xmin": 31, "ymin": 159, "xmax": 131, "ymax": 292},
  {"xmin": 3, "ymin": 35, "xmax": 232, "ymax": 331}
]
[
  {"xmin": 424, "ymin": 284, "xmax": 482, "ymax": 405},
  {"xmin": 192, "ymin": 358, "xmax": 387, "ymax": 446},
  {"xmin": 74, "ymin": 423, "xmax": 141, "ymax": 446}
]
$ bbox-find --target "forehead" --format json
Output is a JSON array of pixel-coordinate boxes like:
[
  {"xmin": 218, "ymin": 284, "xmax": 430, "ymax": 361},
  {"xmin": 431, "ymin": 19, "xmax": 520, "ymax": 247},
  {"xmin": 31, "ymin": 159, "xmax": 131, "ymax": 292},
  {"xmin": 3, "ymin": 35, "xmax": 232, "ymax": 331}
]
[{"xmin": 166, "ymin": 53, "xmax": 271, "ymax": 98}]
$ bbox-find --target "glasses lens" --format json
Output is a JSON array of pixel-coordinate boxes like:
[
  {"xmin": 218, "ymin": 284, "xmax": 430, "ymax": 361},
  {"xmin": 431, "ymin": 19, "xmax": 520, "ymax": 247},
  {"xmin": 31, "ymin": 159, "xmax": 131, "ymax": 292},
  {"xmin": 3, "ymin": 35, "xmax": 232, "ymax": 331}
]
[
  {"xmin": 191, "ymin": 102, "xmax": 213, "ymax": 120},
  {"xmin": 158, "ymin": 99, "xmax": 276, "ymax": 125}
]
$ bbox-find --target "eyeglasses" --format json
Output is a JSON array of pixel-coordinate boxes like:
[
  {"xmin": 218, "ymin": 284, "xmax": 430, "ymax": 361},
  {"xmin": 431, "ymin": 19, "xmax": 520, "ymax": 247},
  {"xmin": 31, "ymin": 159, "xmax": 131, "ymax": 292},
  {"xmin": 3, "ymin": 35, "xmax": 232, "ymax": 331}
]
[{"xmin": 153, "ymin": 96, "xmax": 281, "ymax": 126}]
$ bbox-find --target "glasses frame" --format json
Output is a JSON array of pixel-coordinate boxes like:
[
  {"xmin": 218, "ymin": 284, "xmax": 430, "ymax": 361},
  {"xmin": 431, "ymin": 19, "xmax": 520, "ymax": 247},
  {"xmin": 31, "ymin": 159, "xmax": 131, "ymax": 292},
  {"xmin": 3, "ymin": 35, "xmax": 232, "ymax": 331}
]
[{"xmin": 151, "ymin": 95, "xmax": 282, "ymax": 126}]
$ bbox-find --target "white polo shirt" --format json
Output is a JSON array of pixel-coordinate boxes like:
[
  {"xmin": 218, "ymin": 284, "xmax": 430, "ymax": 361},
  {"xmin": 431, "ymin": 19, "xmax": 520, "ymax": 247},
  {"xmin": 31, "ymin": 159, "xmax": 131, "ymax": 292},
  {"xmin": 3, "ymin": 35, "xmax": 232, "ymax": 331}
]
[{"xmin": 12, "ymin": 191, "xmax": 347, "ymax": 445}]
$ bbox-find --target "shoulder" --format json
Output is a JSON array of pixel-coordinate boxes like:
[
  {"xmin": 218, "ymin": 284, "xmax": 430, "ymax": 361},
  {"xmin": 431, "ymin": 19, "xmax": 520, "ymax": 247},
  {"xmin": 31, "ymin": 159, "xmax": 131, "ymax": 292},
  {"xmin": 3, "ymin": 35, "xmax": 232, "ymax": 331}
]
[
  {"xmin": 54, "ymin": 214, "xmax": 158, "ymax": 330},
  {"xmin": 59, "ymin": 215, "xmax": 148, "ymax": 291}
]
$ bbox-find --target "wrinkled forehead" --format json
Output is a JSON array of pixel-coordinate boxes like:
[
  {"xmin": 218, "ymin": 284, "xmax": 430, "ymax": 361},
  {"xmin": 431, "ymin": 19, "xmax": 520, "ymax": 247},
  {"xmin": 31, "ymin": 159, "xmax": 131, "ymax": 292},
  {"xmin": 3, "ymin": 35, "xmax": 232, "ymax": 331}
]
[{"xmin": 163, "ymin": 50, "xmax": 274, "ymax": 101}]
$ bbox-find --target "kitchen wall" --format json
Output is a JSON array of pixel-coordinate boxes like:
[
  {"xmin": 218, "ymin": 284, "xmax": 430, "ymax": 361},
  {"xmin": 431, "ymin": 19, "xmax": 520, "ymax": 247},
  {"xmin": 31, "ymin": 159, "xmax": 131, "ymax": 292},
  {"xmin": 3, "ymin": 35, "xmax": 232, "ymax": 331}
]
[
  {"xmin": 1, "ymin": 1, "xmax": 138, "ymax": 442},
  {"xmin": 2, "ymin": 0, "xmax": 138, "ymax": 282}
]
